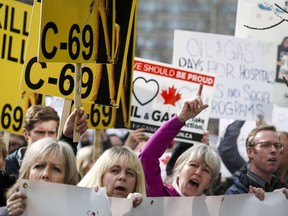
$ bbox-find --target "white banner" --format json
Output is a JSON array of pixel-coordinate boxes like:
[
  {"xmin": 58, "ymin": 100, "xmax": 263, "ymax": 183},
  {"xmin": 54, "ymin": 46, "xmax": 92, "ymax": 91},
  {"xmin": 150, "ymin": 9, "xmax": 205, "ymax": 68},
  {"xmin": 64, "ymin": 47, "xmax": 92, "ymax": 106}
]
[
  {"xmin": 172, "ymin": 30, "xmax": 276, "ymax": 121},
  {"xmin": 19, "ymin": 180, "xmax": 121, "ymax": 216},
  {"xmin": 131, "ymin": 57, "xmax": 216, "ymax": 144},
  {"xmin": 20, "ymin": 180, "xmax": 288, "ymax": 216}
]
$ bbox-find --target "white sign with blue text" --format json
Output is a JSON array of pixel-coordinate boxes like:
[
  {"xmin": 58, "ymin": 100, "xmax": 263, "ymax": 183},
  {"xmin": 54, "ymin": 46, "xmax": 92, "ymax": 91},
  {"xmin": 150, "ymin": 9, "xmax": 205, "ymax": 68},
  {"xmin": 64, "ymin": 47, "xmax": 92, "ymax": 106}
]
[{"xmin": 172, "ymin": 30, "xmax": 277, "ymax": 121}]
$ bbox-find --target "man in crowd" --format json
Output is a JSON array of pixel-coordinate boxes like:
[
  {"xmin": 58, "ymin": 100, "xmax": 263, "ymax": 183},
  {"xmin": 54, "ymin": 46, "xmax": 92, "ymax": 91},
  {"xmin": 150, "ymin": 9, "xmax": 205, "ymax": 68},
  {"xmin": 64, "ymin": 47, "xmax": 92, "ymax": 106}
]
[
  {"xmin": 225, "ymin": 124, "xmax": 287, "ymax": 195},
  {"xmin": 5, "ymin": 105, "xmax": 88, "ymax": 177}
]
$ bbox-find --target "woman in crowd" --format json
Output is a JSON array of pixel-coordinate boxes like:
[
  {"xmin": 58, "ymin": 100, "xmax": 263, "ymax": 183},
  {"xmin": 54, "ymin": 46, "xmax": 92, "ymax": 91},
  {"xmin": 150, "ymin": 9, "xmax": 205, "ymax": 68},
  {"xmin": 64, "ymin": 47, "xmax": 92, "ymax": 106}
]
[
  {"xmin": 139, "ymin": 84, "xmax": 221, "ymax": 197},
  {"xmin": 3, "ymin": 138, "xmax": 79, "ymax": 216},
  {"xmin": 76, "ymin": 145, "xmax": 94, "ymax": 179},
  {"xmin": 78, "ymin": 146, "xmax": 146, "ymax": 207}
]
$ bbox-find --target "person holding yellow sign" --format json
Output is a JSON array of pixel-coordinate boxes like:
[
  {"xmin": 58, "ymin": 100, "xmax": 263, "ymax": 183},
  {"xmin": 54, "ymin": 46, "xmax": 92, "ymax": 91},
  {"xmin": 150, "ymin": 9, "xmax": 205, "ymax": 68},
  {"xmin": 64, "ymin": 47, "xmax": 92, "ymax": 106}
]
[{"xmin": 5, "ymin": 105, "xmax": 88, "ymax": 177}]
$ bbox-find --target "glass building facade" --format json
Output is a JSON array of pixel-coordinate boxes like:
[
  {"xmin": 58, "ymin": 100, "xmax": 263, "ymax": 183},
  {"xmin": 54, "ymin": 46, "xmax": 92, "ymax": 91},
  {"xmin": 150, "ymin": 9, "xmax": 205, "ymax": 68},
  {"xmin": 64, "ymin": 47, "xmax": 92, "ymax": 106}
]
[{"xmin": 136, "ymin": 0, "xmax": 237, "ymax": 63}]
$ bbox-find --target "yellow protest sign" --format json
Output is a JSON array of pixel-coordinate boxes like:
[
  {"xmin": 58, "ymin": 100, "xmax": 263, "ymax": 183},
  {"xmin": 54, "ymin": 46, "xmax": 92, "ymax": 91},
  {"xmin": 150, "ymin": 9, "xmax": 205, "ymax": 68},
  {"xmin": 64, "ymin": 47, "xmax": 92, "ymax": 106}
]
[
  {"xmin": 20, "ymin": 0, "xmax": 137, "ymax": 129},
  {"xmin": 21, "ymin": 0, "xmax": 137, "ymax": 108},
  {"xmin": 39, "ymin": 0, "xmax": 115, "ymax": 63},
  {"xmin": 0, "ymin": 0, "xmax": 43, "ymax": 134},
  {"xmin": 21, "ymin": 0, "xmax": 110, "ymax": 105}
]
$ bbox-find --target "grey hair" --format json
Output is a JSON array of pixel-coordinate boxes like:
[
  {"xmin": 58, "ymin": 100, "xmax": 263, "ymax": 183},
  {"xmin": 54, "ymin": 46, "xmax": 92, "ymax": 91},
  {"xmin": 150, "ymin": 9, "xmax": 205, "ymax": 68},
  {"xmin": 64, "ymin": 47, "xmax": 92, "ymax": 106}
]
[{"xmin": 172, "ymin": 143, "xmax": 221, "ymax": 192}]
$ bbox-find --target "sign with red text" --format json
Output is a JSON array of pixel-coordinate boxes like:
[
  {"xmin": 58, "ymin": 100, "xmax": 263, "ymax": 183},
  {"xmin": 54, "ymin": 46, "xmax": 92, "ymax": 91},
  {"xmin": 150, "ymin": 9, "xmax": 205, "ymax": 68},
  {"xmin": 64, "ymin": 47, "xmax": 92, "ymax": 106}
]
[
  {"xmin": 235, "ymin": 0, "xmax": 288, "ymax": 108},
  {"xmin": 0, "ymin": 0, "xmax": 43, "ymax": 134},
  {"xmin": 172, "ymin": 30, "xmax": 277, "ymax": 121},
  {"xmin": 131, "ymin": 58, "xmax": 215, "ymax": 144}
]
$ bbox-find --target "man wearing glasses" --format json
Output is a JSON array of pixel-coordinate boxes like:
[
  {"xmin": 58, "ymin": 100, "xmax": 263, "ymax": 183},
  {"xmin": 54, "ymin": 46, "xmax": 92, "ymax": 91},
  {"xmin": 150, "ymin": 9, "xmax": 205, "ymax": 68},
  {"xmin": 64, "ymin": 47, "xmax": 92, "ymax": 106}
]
[{"xmin": 225, "ymin": 124, "xmax": 287, "ymax": 195}]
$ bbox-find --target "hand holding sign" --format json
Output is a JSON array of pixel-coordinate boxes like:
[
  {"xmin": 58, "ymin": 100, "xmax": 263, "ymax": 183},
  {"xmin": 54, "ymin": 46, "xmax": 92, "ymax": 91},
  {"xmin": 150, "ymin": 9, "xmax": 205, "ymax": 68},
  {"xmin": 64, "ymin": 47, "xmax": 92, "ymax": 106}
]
[
  {"xmin": 62, "ymin": 107, "xmax": 88, "ymax": 140},
  {"xmin": 177, "ymin": 84, "xmax": 208, "ymax": 123}
]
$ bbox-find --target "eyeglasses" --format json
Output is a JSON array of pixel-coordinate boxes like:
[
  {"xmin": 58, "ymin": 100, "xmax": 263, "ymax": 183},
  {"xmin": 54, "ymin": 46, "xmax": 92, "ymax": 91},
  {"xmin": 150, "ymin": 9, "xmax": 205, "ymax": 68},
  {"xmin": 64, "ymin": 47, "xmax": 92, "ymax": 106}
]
[{"xmin": 250, "ymin": 141, "xmax": 284, "ymax": 150}]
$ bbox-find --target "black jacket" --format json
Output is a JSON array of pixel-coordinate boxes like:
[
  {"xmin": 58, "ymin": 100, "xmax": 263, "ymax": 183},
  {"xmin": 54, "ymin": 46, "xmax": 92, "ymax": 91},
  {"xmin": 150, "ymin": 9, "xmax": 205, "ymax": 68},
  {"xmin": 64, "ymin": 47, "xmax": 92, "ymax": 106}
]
[{"xmin": 0, "ymin": 171, "xmax": 17, "ymax": 206}]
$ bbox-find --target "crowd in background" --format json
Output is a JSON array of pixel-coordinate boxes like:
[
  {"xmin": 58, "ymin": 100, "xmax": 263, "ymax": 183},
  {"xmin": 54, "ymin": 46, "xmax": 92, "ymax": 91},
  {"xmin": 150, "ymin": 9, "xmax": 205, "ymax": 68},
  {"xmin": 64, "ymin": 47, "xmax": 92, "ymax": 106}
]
[{"xmin": 0, "ymin": 85, "xmax": 288, "ymax": 215}]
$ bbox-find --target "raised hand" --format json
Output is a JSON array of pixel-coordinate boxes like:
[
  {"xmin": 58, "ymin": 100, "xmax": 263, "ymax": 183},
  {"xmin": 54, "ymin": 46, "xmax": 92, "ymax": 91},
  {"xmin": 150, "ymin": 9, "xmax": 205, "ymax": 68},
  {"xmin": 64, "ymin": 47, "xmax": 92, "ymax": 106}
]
[
  {"xmin": 176, "ymin": 84, "xmax": 208, "ymax": 123},
  {"xmin": 124, "ymin": 128, "xmax": 149, "ymax": 150}
]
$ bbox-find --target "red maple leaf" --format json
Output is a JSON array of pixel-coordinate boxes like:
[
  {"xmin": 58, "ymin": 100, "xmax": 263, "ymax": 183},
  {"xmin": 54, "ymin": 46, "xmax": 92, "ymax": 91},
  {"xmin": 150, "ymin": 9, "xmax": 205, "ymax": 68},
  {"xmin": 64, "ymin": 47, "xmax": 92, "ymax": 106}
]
[{"xmin": 161, "ymin": 86, "xmax": 181, "ymax": 106}]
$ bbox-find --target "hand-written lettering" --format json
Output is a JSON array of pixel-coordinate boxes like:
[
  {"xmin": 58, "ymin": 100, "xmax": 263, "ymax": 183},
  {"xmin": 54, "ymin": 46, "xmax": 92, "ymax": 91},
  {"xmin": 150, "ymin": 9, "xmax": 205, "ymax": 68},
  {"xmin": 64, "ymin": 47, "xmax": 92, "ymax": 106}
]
[
  {"xmin": 178, "ymin": 57, "xmax": 203, "ymax": 71},
  {"xmin": 185, "ymin": 37, "xmax": 255, "ymax": 63},
  {"xmin": 239, "ymin": 64, "xmax": 275, "ymax": 83},
  {"xmin": 215, "ymin": 83, "xmax": 272, "ymax": 103},
  {"xmin": 211, "ymin": 100, "xmax": 264, "ymax": 118},
  {"xmin": 206, "ymin": 61, "xmax": 235, "ymax": 78},
  {"xmin": 243, "ymin": 84, "xmax": 272, "ymax": 103},
  {"xmin": 222, "ymin": 40, "xmax": 254, "ymax": 63}
]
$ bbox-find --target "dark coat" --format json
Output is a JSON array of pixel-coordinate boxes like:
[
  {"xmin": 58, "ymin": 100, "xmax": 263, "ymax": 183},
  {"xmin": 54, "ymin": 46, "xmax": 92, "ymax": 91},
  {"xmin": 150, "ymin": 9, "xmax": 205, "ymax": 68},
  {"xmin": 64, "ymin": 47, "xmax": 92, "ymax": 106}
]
[{"xmin": 225, "ymin": 165, "xmax": 287, "ymax": 195}]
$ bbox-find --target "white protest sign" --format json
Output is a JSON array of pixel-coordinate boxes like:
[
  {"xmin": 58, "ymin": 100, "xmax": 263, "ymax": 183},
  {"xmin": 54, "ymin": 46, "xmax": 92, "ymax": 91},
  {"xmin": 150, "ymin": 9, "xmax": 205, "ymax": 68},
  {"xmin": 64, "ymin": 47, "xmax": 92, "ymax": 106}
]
[
  {"xmin": 131, "ymin": 57, "xmax": 215, "ymax": 144},
  {"xmin": 235, "ymin": 0, "xmax": 288, "ymax": 107},
  {"xmin": 172, "ymin": 30, "xmax": 276, "ymax": 121},
  {"xmin": 18, "ymin": 180, "xmax": 288, "ymax": 216},
  {"xmin": 235, "ymin": 0, "xmax": 288, "ymax": 41},
  {"xmin": 124, "ymin": 193, "xmax": 288, "ymax": 216},
  {"xmin": 217, "ymin": 192, "xmax": 288, "ymax": 216},
  {"xmin": 123, "ymin": 196, "xmax": 208, "ymax": 216},
  {"xmin": 271, "ymin": 104, "xmax": 288, "ymax": 131},
  {"xmin": 19, "ymin": 180, "xmax": 120, "ymax": 216}
]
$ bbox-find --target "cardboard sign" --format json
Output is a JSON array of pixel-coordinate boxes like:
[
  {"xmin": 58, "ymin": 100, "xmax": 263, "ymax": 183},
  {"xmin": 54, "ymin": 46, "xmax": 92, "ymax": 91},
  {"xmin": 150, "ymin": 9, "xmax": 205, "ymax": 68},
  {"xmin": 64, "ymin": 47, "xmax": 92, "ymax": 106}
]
[
  {"xmin": 130, "ymin": 57, "xmax": 215, "ymax": 144},
  {"xmin": 39, "ymin": 0, "xmax": 115, "ymax": 63},
  {"xmin": 19, "ymin": 180, "xmax": 115, "ymax": 216},
  {"xmin": 20, "ymin": 0, "xmax": 136, "ymax": 128},
  {"xmin": 20, "ymin": 179, "xmax": 288, "ymax": 216},
  {"xmin": 172, "ymin": 30, "xmax": 276, "ymax": 121},
  {"xmin": 0, "ymin": 0, "xmax": 43, "ymax": 134}
]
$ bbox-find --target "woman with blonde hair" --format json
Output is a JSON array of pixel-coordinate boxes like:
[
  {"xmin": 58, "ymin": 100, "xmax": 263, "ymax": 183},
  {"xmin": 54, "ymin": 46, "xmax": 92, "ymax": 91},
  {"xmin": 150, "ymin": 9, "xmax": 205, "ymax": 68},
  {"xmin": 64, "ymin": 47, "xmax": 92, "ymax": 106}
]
[
  {"xmin": 78, "ymin": 146, "xmax": 146, "ymax": 207},
  {"xmin": 76, "ymin": 145, "xmax": 94, "ymax": 179},
  {"xmin": 4, "ymin": 138, "xmax": 79, "ymax": 216}
]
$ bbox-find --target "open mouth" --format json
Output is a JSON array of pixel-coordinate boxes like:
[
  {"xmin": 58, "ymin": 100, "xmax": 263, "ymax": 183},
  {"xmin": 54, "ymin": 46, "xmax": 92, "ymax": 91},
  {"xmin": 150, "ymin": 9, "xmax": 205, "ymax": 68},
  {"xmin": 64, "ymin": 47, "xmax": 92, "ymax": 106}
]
[
  {"xmin": 115, "ymin": 186, "xmax": 126, "ymax": 192},
  {"xmin": 268, "ymin": 158, "xmax": 277, "ymax": 162},
  {"xmin": 189, "ymin": 179, "xmax": 199, "ymax": 188}
]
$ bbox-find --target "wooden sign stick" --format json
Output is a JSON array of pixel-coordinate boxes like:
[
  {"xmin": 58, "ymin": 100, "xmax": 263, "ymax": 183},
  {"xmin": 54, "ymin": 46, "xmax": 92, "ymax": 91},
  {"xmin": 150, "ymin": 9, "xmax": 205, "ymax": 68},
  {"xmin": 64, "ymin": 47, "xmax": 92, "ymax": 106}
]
[
  {"xmin": 73, "ymin": 63, "xmax": 82, "ymax": 142},
  {"xmin": 93, "ymin": 129, "xmax": 101, "ymax": 163}
]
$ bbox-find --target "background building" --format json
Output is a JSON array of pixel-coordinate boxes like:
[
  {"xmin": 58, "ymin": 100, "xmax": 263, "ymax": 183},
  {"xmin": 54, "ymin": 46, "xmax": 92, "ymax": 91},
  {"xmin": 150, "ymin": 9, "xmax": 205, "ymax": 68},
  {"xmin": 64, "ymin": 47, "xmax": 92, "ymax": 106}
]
[{"xmin": 136, "ymin": 0, "xmax": 237, "ymax": 63}]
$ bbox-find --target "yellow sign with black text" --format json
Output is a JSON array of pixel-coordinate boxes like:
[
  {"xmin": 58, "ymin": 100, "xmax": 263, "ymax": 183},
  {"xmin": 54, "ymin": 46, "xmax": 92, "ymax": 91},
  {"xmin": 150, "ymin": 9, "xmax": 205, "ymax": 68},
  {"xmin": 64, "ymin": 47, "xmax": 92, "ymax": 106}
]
[
  {"xmin": 0, "ymin": 0, "xmax": 43, "ymax": 134},
  {"xmin": 21, "ymin": 0, "xmax": 137, "ymax": 108},
  {"xmin": 20, "ymin": 0, "xmax": 138, "ymax": 129},
  {"xmin": 39, "ymin": 0, "xmax": 115, "ymax": 64}
]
